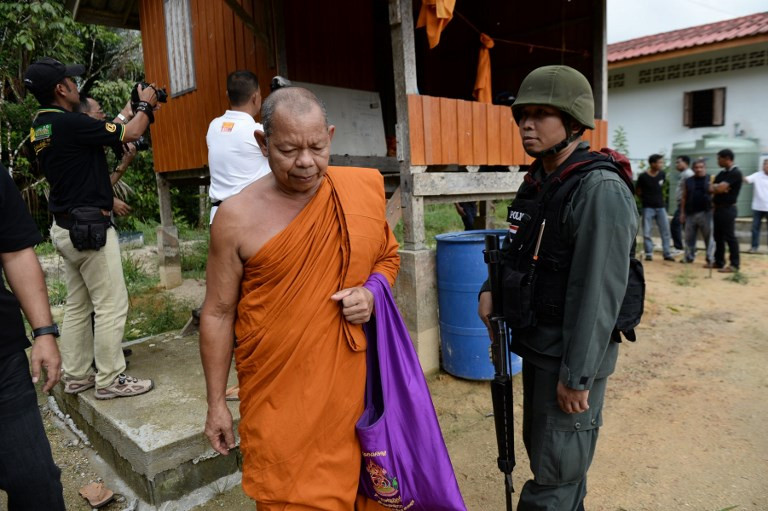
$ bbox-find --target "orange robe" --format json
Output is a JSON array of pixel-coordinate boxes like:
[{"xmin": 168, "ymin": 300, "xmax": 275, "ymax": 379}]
[{"xmin": 234, "ymin": 167, "xmax": 400, "ymax": 510}]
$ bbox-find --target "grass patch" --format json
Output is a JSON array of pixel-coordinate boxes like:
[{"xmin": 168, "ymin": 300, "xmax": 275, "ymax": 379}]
[
  {"xmin": 181, "ymin": 236, "xmax": 209, "ymax": 279},
  {"xmin": 723, "ymin": 270, "xmax": 749, "ymax": 285},
  {"xmin": 124, "ymin": 289, "xmax": 191, "ymax": 340},
  {"xmin": 393, "ymin": 201, "xmax": 511, "ymax": 248},
  {"xmin": 47, "ymin": 277, "xmax": 68, "ymax": 306},
  {"xmin": 122, "ymin": 252, "xmax": 158, "ymax": 295},
  {"xmin": 673, "ymin": 268, "xmax": 697, "ymax": 287},
  {"xmin": 35, "ymin": 241, "xmax": 56, "ymax": 256}
]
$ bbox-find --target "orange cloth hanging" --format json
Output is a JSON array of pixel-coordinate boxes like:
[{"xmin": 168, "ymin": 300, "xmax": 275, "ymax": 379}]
[
  {"xmin": 416, "ymin": 0, "xmax": 456, "ymax": 49},
  {"xmin": 473, "ymin": 33, "xmax": 495, "ymax": 104}
]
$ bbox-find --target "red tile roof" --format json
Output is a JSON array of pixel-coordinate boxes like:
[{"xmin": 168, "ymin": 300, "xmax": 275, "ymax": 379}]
[{"xmin": 608, "ymin": 11, "xmax": 768, "ymax": 63}]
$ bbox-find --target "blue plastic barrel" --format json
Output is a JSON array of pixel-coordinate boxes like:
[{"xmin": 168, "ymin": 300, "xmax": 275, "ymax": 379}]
[{"xmin": 435, "ymin": 230, "xmax": 522, "ymax": 380}]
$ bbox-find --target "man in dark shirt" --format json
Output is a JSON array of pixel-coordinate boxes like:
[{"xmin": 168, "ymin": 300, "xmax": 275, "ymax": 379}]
[
  {"xmin": 711, "ymin": 148, "xmax": 742, "ymax": 272},
  {"xmin": 680, "ymin": 159, "xmax": 714, "ymax": 265},
  {"xmin": 0, "ymin": 162, "xmax": 65, "ymax": 509},
  {"xmin": 24, "ymin": 57, "xmax": 159, "ymax": 399},
  {"xmin": 636, "ymin": 154, "xmax": 674, "ymax": 261}
]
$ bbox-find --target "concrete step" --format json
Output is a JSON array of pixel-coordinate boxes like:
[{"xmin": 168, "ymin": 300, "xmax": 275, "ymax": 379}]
[{"xmin": 52, "ymin": 332, "xmax": 241, "ymax": 505}]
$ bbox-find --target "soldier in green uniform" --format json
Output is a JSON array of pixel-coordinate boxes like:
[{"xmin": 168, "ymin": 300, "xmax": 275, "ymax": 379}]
[{"xmin": 478, "ymin": 66, "xmax": 639, "ymax": 510}]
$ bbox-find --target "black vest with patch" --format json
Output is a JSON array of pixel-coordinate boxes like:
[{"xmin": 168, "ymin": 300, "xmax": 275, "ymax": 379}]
[{"xmin": 500, "ymin": 146, "xmax": 643, "ymax": 342}]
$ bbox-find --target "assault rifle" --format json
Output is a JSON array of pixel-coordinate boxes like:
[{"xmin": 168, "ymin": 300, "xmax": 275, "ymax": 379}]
[{"xmin": 483, "ymin": 234, "xmax": 515, "ymax": 511}]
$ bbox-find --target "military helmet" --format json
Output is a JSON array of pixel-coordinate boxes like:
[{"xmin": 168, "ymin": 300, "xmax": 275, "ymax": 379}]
[{"xmin": 512, "ymin": 65, "xmax": 595, "ymax": 129}]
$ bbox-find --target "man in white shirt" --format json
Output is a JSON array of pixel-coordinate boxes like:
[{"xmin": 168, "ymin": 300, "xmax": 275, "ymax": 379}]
[
  {"xmin": 206, "ymin": 70, "xmax": 270, "ymax": 223},
  {"xmin": 744, "ymin": 159, "xmax": 768, "ymax": 253}
]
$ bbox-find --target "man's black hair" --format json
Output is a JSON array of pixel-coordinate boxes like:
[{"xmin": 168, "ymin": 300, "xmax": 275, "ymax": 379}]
[
  {"xmin": 717, "ymin": 148, "xmax": 734, "ymax": 161},
  {"xmin": 78, "ymin": 92, "xmax": 92, "ymax": 113},
  {"xmin": 227, "ymin": 70, "xmax": 259, "ymax": 107},
  {"xmin": 649, "ymin": 154, "xmax": 664, "ymax": 165},
  {"xmin": 677, "ymin": 155, "xmax": 690, "ymax": 165}
]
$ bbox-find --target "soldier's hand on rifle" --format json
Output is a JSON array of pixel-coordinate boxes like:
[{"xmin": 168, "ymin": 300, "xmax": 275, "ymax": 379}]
[
  {"xmin": 557, "ymin": 381, "xmax": 590, "ymax": 414},
  {"xmin": 478, "ymin": 291, "xmax": 493, "ymax": 339}
]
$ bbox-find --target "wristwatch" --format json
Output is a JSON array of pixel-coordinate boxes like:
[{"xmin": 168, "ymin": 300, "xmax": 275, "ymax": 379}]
[
  {"xmin": 32, "ymin": 324, "xmax": 60, "ymax": 339},
  {"xmin": 117, "ymin": 112, "xmax": 128, "ymax": 123}
]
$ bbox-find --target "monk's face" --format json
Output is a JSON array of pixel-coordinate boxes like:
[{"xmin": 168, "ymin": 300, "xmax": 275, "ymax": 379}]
[{"xmin": 259, "ymin": 104, "xmax": 335, "ymax": 196}]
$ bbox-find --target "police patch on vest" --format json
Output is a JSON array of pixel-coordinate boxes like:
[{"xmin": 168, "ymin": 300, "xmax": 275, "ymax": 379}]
[
  {"xmin": 507, "ymin": 207, "xmax": 531, "ymax": 240},
  {"xmin": 105, "ymin": 122, "xmax": 117, "ymax": 133}
]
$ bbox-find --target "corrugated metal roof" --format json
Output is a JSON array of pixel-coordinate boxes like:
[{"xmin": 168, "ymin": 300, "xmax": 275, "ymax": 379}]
[{"xmin": 608, "ymin": 11, "xmax": 768, "ymax": 63}]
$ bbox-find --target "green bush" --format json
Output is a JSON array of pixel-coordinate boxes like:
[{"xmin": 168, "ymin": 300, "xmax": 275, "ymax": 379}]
[{"xmin": 124, "ymin": 290, "xmax": 191, "ymax": 340}]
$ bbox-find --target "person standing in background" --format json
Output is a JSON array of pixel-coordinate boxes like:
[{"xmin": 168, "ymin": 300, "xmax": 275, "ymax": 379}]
[
  {"xmin": 636, "ymin": 154, "xmax": 674, "ymax": 261},
  {"xmin": 711, "ymin": 149, "xmax": 742, "ymax": 272},
  {"xmin": 670, "ymin": 155, "xmax": 693, "ymax": 255},
  {"xmin": 744, "ymin": 159, "xmax": 768, "ymax": 254}
]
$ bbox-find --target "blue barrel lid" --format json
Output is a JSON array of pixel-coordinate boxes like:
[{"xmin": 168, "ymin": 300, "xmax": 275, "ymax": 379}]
[{"xmin": 435, "ymin": 229, "xmax": 507, "ymax": 243}]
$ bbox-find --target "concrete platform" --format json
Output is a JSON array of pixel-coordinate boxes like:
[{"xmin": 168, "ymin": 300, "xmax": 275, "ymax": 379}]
[{"xmin": 52, "ymin": 332, "xmax": 241, "ymax": 505}]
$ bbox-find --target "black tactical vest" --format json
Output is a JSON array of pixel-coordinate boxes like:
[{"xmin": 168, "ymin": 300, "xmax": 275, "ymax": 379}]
[{"xmin": 499, "ymin": 147, "xmax": 643, "ymax": 341}]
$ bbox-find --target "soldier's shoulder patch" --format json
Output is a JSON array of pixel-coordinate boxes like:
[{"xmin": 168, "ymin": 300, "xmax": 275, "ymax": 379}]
[{"xmin": 105, "ymin": 122, "xmax": 118, "ymax": 133}]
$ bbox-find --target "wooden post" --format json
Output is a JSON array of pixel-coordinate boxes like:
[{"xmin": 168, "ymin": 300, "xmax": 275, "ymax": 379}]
[
  {"xmin": 592, "ymin": 0, "xmax": 607, "ymax": 120},
  {"xmin": 390, "ymin": 0, "xmax": 439, "ymax": 374},
  {"xmin": 390, "ymin": 0, "xmax": 424, "ymax": 251},
  {"xmin": 156, "ymin": 173, "xmax": 182, "ymax": 289}
]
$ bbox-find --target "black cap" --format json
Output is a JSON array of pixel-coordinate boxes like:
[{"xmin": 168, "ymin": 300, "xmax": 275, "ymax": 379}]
[{"xmin": 23, "ymin": 57, "xmax": 85, "ymax": 94}]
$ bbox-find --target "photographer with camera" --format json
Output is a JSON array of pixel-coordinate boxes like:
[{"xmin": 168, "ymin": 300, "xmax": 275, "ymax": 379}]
[
  {"xmin": 24, "ymin": 57, "xmax": 161, "ymax": 399},
  {"xmin": 79, "ymin": 93, "xmax": 136, "ymax": 217}
]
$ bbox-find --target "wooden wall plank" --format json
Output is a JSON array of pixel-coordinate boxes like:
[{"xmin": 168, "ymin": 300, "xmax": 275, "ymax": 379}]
[
  {"xmin": 471, "ymin": 101, "xmax": 487, "ymax": 164},
  {"xmin": 439, "ymin": 97, "xmax": 458, "ymax": 164},
  {"xmin": 422, "ymin": 96, "xmax": 442, "ymax": 165},
  {"xmin": 456, "ymin": 99, "xmax": 473, "ymax": 165},
  {"xmin": 407, "ymin": 95, "xmax": 425, "ymax": 165},
  {"xmin": 486, "ymin": 104, "xmax": 501, "ymax": 165},
  {"xmin": 498, "ymin": 105, "xmax": 513, "ymax": 164}
]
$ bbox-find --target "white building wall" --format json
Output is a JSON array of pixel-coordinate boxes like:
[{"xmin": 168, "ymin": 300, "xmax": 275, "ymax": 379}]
[{"xmin": 607, "ymin": 43, "xmax": 768, "ymax": 168}]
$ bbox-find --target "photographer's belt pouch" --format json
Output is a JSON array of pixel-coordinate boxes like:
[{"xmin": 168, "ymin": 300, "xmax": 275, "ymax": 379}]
[
  {"xmin": 502, "ymin": 267, "xmax": 537, "ymax": 329},
  {"xmin": 68, "ymin": 207, "xmax": 109, "ymax": 251}
]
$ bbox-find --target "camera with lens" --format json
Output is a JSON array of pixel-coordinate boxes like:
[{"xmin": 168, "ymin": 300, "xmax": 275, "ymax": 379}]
[
  {"xmin": 131, "ymin": 136, "xmax": 151, "ymax": 152},
  {"xmin": 130, "ymin": 81, "xmax": 168, "ymax": 112}
]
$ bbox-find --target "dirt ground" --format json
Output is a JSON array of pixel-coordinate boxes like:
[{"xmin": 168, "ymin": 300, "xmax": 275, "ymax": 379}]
[{"xmin": 8, "ymin": 250, "xmax": 768, "ymax": 510}]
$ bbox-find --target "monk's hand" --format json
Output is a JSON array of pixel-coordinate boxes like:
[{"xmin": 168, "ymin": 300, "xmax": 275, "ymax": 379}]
[
  {"xmin": 205, "ymin": 401, "xmax": 236, "ymax": 455},
  {"xmin": 556, "ymin": 381, "xmax": 590, "ymax": 414},
  {"xmin": 331, "ymin": 287, "xmax": 374, "ymax": 324}
]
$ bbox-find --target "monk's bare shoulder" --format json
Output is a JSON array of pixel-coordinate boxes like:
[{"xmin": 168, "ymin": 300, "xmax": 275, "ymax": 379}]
[{"xmin": 212, "ymin": 176, "xmax": 275, "ymax": 261}]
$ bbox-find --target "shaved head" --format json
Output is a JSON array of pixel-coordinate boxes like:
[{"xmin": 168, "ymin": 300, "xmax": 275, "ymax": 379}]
[{"xmin": 261, "ymin": 87, "xmax": 328, "ymax": 141}]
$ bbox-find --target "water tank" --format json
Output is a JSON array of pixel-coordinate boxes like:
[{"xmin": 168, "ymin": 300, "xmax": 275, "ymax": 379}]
[{"xmin": 667, "ymin": 133, "xmax": 761, "ymax": 217}]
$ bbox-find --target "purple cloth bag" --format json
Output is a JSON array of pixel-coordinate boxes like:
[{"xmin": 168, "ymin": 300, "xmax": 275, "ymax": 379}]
[{"xmin": 357, "ymin": 273, "xmax": 467, "ymax": 510}]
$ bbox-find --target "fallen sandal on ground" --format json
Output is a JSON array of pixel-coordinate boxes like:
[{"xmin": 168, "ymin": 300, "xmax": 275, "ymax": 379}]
[
  {"xmin": 225, "ymin": 385, "xmax": 239, "ymax": 401},
  {"xmin": 79, "ymin": 481, "xmax": 115, "ymax": 508}
]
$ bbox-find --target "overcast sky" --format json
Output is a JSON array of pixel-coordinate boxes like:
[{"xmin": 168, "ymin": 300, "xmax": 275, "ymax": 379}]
[{"xmin": 607, "ymin": 0, "xmax": 768, "ymax": 44}]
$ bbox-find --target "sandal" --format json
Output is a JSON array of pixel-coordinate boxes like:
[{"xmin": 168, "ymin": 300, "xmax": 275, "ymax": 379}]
[
  {"xmin": 78, "ymin": 481, "xmax": 115, "ymax": 508},
  {"xmin": 225, "ymin": 385, "xmax": 240, "ymax": 401}
]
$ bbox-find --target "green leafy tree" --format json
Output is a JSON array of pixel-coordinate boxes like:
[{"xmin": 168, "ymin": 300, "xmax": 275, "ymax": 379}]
[{"xmin": 612, "ymin": 125, "xmax": 630, "ymax": 157}]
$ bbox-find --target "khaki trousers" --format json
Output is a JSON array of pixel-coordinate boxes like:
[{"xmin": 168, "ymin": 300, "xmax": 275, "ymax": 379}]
[{"xmin": 51, "ymin": 223, "xmax": 128, "ymax": 389}]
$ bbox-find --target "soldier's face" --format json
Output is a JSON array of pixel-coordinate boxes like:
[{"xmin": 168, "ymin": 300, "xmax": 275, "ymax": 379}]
[{"xmin": 517, "ymin": 105, "xmax": 568, "ymax": 156}]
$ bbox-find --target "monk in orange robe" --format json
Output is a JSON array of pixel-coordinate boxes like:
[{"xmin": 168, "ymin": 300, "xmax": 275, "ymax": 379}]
[{"xmin": 200, "ymin": 86, "xmax": 399, "ymax": 510}]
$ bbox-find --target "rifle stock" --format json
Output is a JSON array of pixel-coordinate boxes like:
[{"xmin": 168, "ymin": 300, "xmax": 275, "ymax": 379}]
[{"xmin": 483, "ymin": 234, "xmax": 516, "ymax": 511}]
